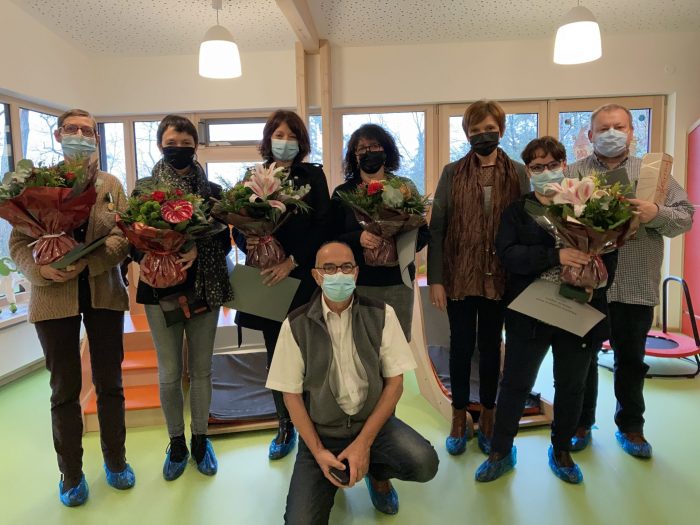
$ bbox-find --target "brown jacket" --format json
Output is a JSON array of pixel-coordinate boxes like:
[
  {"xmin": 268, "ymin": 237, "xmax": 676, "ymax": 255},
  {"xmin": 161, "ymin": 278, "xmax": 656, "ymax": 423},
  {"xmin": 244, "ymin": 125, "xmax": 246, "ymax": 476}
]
[{"xmin": 9, "ymin": 171, "xmax": 129, "ymax": 322}]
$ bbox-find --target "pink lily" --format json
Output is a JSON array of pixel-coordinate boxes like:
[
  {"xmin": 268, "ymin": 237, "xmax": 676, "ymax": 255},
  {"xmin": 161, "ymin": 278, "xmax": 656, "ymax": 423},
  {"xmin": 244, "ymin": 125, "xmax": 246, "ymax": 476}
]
[
  {"xmin": 244, "ymin": 163, "xmax": 287, "ymax": 213},
  {"xmin": 546, "ymin": 177, "xmax": 596, "ymax": 217}
]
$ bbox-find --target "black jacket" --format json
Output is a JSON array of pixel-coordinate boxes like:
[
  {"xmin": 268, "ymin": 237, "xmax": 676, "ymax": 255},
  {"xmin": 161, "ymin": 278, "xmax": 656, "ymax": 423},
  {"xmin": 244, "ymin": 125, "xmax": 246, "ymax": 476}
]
[
  {"xmin": 234, "ymin": 162, "xmax": 331, "ymax": 330},
  {"xmin": 330, "ymin": 175, "xmax": 430, "ymax": 286},
  {"xmin": 495, "ymin": 193, "xmax": 618, "ymax": 344},
  {"xmin": 134, "ymin": 178, "xmax": 232, "ymax": 304}
]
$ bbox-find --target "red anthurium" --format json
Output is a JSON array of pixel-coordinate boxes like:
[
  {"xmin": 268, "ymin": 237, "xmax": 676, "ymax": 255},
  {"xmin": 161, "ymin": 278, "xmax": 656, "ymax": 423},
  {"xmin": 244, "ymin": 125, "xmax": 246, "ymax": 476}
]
[
  {"xmin": 161, "ymin": 199, "xmax": 194, "ymax": 223},
  {"xmin": 367, "ymin": 181, "xmax": 384, "ymax": 196}
]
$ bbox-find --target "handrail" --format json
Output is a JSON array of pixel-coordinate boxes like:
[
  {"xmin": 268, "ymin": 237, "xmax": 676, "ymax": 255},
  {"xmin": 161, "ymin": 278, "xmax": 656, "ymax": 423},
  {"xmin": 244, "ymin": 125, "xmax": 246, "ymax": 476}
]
[{"xmin": 662, "ymin": 276, "xmax": 700, "ymax": 345}]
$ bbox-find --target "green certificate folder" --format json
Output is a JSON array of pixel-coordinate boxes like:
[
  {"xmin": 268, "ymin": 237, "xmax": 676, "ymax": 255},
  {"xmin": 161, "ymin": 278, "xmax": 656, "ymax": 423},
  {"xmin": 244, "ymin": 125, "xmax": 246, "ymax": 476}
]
[
  {"xmin": 50, "ymin": 235, "xmax": 108, "ymax": 269},
  {"xmin": 224, "ymin": 264, "xmax": 301, "ymax": 322}
]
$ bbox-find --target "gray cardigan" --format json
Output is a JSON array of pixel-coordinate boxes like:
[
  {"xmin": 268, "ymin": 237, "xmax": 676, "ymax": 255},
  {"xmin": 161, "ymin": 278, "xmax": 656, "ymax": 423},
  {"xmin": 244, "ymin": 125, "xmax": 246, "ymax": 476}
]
[{"xmin": 427, "ymin": 156, "xmax": 529, "ymax": 285}]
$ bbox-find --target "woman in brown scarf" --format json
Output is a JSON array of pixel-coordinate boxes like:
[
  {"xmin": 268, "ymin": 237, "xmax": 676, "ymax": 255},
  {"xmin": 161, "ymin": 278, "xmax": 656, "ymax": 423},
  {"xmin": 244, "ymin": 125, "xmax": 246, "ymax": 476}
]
[{"xmin": 427, "ymin": 100, "xmax": 528, "ymax": 456}]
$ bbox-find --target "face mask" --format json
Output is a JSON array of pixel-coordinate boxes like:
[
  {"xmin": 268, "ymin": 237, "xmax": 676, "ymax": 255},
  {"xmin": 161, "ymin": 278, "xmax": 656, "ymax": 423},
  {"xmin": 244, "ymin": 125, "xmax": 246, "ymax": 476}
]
[
  {"xmin": 163, "ymin": 146, "xmax": 195, "ymax": 170},
  {"xmin": 271, "ymin": 139, "xmax": 299, "ymax": 162},
  {"xmin": 531, "ymin": 168, "xmax": 565, "ymax": 195},
  {"xmin": 321, "ymin": 272, "xmax": 356, "ymax": 302},
  {"xmin": 358, "ymin": 151, "xmax": 386, "ymax": 174},
  {"xmin": 469, "ymin": 132, "xmax": 500, "ymax": 156},
  {"xmin": 60, "ymin": 135, "xmax": 96, "ymax": 158},
  {"xmin": 593, "ymin": 129, "xmax": 628, "ymax": 158}
]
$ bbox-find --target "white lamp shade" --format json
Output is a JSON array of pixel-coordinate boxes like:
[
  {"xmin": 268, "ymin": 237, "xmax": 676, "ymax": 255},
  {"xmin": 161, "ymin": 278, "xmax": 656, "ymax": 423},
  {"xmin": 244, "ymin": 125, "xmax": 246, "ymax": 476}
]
[
  {"xmin": 553, "ymin": 6, "xmax": 602, "ymax": 65},
  {"xmin": 199, "ymin": 25, "xmax": 242, "ymax": 79}
]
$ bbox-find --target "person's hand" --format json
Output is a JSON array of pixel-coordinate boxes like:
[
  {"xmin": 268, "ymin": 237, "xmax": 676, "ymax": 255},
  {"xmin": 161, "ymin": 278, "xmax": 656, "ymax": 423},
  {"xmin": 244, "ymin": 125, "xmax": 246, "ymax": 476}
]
[
  {"xmin": 559, "ymin": 248, "xmax": 591, "ymax": 269},
  {"xmin": 360, "ymin": 231, "xmax": 383, "ymax": 250},
  {"xmin": 429, "ymin": 283, "xmax": 447, "ymax": 312},
  {"xmin": 338, "ymin": 439, "xmax": 371, "ymax": 488},
  {"xmin": 39, "ymin": 259, "xmax": 88, "ymax": 282},
  {"xmin": 312, "ymin": 448, "xmax": 347, "ymax": 489},
  {"xmin": 246, "ymin": 235, "xmax": 260, "ymax": 248},
  {"xmin": 177, "ymin": 245, "xmax": 198, "ymax": 270},
  {"xmin": 626, "ymin": 198, "xmax": 659, "ymax": 224},
  {"xmin": 261, "ymin": 258, "xmax": 293, "ymax": 286}
]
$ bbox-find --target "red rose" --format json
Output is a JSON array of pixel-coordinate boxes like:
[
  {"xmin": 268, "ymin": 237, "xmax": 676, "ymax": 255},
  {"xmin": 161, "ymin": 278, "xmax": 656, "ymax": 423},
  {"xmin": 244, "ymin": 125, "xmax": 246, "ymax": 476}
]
[
  {"xmin": 161, "ymin": 199, "xmax": 194, "ymax": 223},
  {"xmin": 174, "ymin": 189, "xmax": 184, "ymax": 196},
  {"xmin": 367, "ymin": 181, "xmax": 384, "ymax": 196},
  {"xmin": 151, "ymin": 191, "xmax": 166, "ymax": 203},
  {"xmin": 64, "ymin": 172, "xmax": 75, "ymax": 182}
]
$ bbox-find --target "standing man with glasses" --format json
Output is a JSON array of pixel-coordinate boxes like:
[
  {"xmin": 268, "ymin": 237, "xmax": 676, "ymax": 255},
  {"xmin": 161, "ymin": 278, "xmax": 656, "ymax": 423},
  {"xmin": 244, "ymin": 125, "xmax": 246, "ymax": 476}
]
[
  {"xmin": 568, "ymin": 103, "xmax": 694, "ymax": 458},
  {"xmin": 267, "ymin": 241, "xmax": 438, "ymax": 524},
  {"xmin": 9, "ymin": 109, "xmax": 134, "ymax": 506}
]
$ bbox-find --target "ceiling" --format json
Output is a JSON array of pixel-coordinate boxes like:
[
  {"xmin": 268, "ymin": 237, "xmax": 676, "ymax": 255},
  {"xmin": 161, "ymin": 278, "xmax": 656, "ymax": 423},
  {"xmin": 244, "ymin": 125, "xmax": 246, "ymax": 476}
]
[{"xmin": 12, "ymin": 0, "xmax": 700, "ymax": 56}]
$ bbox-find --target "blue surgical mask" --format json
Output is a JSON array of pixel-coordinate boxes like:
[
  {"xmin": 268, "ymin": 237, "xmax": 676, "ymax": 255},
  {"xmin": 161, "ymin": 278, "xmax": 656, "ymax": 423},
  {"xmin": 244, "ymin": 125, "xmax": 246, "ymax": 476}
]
[
  {"xmin": 321, "ymin": 273, "xmax": 356, "ymax": 302},
  {"xmin": 271, "ymin": 139, "xmax": 299, "ymax": 162},
  {"xmin": 60, "ymin": 134, "xmax": 97, "ymax": 158},
  {"xmin": 593, "ymin": 129, "xmax": 628, "ymax": 158},
  {"xmin": 531, "ymin": 168, "xmax": 565, "ymax": 195}
]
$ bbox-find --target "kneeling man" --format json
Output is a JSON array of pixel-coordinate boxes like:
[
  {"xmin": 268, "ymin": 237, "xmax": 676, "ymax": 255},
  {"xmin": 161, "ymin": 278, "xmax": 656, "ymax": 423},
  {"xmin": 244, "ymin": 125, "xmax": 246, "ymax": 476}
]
[{"xmin": 267, "ymin": 241, "xmax": 439, "ymax": 525}]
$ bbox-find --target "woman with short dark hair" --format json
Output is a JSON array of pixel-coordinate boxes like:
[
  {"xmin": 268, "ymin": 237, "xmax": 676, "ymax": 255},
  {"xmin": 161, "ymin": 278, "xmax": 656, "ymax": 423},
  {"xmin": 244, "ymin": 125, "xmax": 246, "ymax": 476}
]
[
  {"xmin": 234, "ymin": 109, "xmax": 331, "ymax": 461},
  {"xmin": 330, "ymin": 123, "xmax": 429, "ymax": 340}
]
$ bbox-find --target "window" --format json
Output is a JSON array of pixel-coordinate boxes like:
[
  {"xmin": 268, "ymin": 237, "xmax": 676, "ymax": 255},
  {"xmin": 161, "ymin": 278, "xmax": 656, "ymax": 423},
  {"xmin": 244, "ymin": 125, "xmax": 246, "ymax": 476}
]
[
  {"xmin": 206, "ymin": 161, "xmax": 256, "ymax": 187},
  {"xmin": 98, "ymin": 122, "xmax": 127, "ymax": 189},
  {"xmin": 308, "ymin": 115, "xmax": 323, "ymax": 165},
  {"xmin": 341, "ymin": 111, "xmax": 426, "ymax": 194},
  {"xmin": 133, "ymin": 120, "xmax": 160, "ymax": 178},
  {"xmin": 0, "ymin": 105, "xmax": 12, "ymax": 261},
  {"xmin": 203, "ymin": 118, "xmax": 266, "ymax": 145},
  {"xmin": 19, "ymin": 108, "xmax": 61, "ymax": 165}
]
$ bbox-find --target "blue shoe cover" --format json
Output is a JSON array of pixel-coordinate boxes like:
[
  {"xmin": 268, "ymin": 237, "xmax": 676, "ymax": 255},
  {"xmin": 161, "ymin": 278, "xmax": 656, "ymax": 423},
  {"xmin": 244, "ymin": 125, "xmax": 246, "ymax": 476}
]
[
  {"xmin": 104, "ymin": 463, "xmax": 135, "ymax": 489},
  {"xmin": 548, "ymin": 446, "xmax": 583, "ymax": 484},
  {"xmin": 615, "ymin": 431, "xmax": 652, "ymax": 458},
  {"xmin": 365, "ymin": 476, "xmax": 399, "ymax": 515},
  {"xmin": 163, "ymin": 445, "xmax": 189, "ymax": 481},
  {"xmin": 445, "ymin": 430, "xmax": 469, "ymax": 455},
  {"xmin": 59, "ymin": 475, "xmax": 89, "ymax": 507},
  {"xmin": 269, "ymin": 426, "xmax": 297, "ymax": 460},
  {"xmin": 570, "ymin": 429, "xmax": 592, "ymax": 452},
  {"xmin": 475, "ymin": 447, "xmax": 517, "ymax": 482},
  {"xmin": 477, "ymin": 429, "xmax": 492, "ymax": 455},
  {"xmin": 195, "ymin": 439, "xmax": 218, "ymax": 476}
]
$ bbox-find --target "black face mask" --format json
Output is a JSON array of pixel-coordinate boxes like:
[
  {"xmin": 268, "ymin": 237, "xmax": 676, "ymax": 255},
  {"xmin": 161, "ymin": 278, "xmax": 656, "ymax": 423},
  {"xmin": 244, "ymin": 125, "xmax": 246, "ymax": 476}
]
[
  {"xmin": 163, "ymin": 146, "xmax": 195, "ymax": 170},
  {"xmin": 358, "ymin": 151, "xmax": 386, "ymax": 174},
  {"xmin": 469, "ymin": 132, "xmax": 500, "ymax": 157}
]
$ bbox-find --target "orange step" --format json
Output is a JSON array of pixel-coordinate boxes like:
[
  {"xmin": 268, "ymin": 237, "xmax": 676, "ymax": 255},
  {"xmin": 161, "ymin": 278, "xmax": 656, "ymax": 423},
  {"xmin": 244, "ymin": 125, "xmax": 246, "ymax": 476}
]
[
  {"xmin": 122, "ymin": 350, "xmax": 158, "ymax": 371},
  {"xmin": 124, "ymin": 313, "xmax": 150, "ymax": 334},
  {"xmin": 84, "ymin": 384, "xmax": 161, "ymax": 415}
]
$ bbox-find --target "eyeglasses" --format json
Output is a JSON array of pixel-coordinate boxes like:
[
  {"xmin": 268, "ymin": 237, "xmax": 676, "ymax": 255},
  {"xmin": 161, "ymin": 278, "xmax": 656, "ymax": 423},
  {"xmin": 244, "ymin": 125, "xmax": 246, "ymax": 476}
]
[
  {"xmin": 61, "ymin": 124, "xmax": 96, "ymax": 137},
  {"xmin": 528, "ymin": 160, "xmax": 562, "ymax": 174},
  {"xmin": 355, "ymin": 144, "xmax": 383, "ymax": 156},
  {"xmin": 315, "ymin": 262, "xmax": 357, "ymax": 275}
]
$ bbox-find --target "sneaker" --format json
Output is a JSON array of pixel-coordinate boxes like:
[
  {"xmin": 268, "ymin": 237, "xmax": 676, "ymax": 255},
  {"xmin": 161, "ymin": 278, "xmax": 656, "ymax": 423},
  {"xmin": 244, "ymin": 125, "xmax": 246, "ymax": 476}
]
[
  {"xmin": 59, "ymin": 474, "xmax": 89, "ymax": 507},
  {"xmin": 445, "ymin": 408, "xmax": 472, "ymax": 456},
  {"xmin": 365, "ymin": 475, "xmax": 399, "ymax": 515},
  {"xmin": 269, "ymin": 419, "xmax": 297, "ymax": 460},
  {"xmin": 570, "ymin": 427, "xmax": 592, "ymax": 452},
  {"xmin": 163, "ymin": 435, "xmax": 189, "ymax": 481},
  {"xmin": 548, "ymin": 446, "xmax": 583, "ymax": 484},
  {"xmin": 615, "ymin": 431, "xmax": 652, "ymax": 458},
  {"xmin": 475, "ymin": 447, "xmax": 517, "ymax": 482},
  {"xmin": 191, "ymin": 434, "xmax": 218, "ymax": 476},
  {"xmin": 104, "ymin": 463, "xmax": 136, "ymax": 489}
]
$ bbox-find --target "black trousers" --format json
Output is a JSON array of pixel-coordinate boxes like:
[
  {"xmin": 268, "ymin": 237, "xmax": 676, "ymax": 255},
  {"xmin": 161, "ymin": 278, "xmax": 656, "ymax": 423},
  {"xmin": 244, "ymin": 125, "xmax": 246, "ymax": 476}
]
[
  {"xmin": 446, "ymin": 296, "xmax": 504, "ymax": 409},
  {"xmin": 491, "ymin": 313, "xmax": 596, "ymax": 454},
  {"xmin": 34, "ymin": 280, "xmax": 126, "ymax": 480},
  {"xmin": 262, "ymin": 320, "xmax": 290, "ymax": 421}
]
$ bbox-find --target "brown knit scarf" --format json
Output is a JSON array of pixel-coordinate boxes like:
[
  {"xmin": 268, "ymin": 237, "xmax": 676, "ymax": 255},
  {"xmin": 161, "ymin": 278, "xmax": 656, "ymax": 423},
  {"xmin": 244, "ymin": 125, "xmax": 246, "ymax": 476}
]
[{"xmin": 444, "ymin": 149, "xmax": 521, "ymax": 300}]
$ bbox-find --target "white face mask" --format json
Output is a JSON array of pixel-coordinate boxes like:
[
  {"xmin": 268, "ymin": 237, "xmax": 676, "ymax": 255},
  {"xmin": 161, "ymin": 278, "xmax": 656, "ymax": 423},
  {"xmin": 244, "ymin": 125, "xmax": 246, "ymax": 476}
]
[{"xmin": 593, "ymin": 128, "xmax": 628, "ymax": 157}]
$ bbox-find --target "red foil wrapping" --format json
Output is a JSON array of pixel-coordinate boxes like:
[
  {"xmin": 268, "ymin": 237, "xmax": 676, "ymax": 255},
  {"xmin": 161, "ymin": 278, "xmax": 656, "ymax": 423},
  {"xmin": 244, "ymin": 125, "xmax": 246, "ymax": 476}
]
[
  {"xmin": 117, "ymin": 220, "xmax": 188, "ymax": 288},
  {"xmin": 0, "ymin": 184, "xmax": 97, "ymax": 265}
]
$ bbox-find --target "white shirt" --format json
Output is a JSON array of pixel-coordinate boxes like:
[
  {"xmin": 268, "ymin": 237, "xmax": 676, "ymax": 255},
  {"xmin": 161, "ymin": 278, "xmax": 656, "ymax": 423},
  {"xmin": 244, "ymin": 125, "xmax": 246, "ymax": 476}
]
[{"xmin": 266, "ymin": 297, "xmax": 416, "ymax": 416}]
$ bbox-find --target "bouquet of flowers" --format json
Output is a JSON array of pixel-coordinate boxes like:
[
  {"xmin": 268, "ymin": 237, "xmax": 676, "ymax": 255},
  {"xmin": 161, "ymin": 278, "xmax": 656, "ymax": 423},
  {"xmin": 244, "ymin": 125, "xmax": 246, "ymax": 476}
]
[
  {"xmin": 533, "ymin": 175, "xmax": 640, "ymax": 299},
  {"xmin": 337, "ymin": 177, "xmax": 429, "ymax": 266},
  {"xmin": 211, "ymin": 163, "xmax": 310, "ymax": 269},
  {"xmin": 117, "ymin": 184, "xmax": 214, "ymax": 288},
  {"xmin": 0, "ymin": 156, "xmax": 98, "ymax": 265}
]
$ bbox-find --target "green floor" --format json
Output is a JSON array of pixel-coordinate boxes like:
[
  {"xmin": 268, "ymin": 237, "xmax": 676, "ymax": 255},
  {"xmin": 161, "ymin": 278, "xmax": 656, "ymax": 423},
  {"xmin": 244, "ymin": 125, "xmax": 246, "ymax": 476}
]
[{"xmin": 1, "ymin": 355, "xmax": 699, "ymax": 525}]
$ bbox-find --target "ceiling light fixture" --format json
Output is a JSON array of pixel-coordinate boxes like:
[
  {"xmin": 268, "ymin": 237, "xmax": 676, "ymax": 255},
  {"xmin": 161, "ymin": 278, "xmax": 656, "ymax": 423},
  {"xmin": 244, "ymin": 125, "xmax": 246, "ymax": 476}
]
[
  {"xmin": 199, "ymin": 0, "xmax": 242, "ymax": 79},
  {"xmin": 553, "ymin": 1, "xmax": 602, "ymax": 65}
]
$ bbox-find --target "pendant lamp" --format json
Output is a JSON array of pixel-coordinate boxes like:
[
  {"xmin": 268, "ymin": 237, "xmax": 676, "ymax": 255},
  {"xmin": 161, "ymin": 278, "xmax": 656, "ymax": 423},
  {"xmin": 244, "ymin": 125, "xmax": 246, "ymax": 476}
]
[
  {"xmin": 553, "ymin": 2, "xmax": 602, "ymax": 65},
  {"xmin": 199, "ymin": 0, "xmax": 242, "ymax": 79}
]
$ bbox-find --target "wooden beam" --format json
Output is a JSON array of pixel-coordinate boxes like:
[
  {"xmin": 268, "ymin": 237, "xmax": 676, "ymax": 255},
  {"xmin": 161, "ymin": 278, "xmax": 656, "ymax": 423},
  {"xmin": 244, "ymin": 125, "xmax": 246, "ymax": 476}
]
[
  {"xmin": 319, "ymin": 39, "xmax": 333, "ymax": 177},
  {"xmin": 275, "ymin": 0, "xmax": 320, "ymax": 52},
  {"xmin": 295, "ymin": 41, "xmax": 308, "ymax": 123}
]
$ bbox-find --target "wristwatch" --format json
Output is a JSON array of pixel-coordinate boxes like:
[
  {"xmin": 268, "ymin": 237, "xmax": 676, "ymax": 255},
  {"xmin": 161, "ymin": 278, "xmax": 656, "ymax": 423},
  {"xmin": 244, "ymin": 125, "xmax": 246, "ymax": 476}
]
[{"xmin": 289, "ymin": 255, "xmax": 299, "ymax": 269}]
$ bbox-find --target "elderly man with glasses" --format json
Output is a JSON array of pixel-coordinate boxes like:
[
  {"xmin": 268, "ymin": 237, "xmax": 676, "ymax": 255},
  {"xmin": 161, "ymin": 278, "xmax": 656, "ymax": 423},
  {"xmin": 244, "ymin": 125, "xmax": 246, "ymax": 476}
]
[{"xmin": 266, "ymin": 241, "xmax": 438, "ymax": 525}]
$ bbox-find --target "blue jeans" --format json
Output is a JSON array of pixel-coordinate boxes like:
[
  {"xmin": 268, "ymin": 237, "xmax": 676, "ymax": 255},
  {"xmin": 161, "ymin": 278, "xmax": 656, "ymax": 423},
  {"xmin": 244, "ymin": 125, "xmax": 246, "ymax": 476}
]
[
  {"xmin": 144, "ymin": 305, "xmax": 220, "ymax": 436},
  {"xmin": 284, "ymin": 416, "xmax": 439, "ymax": 525}
]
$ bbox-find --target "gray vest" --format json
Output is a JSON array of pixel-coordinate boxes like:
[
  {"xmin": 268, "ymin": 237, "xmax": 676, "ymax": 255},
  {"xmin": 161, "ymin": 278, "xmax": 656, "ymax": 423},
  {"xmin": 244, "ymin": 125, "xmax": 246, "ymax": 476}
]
[{"xmin": 288, "ymin": 290, "xmax": 386, "ymax": 438}]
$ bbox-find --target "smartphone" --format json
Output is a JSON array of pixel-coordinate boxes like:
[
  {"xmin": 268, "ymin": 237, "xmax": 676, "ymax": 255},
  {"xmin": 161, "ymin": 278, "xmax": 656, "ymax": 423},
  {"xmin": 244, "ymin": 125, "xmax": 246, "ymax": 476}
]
[{"xmin": 329, "ymin": 459, "xmax": 350, "ymax": 485}]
